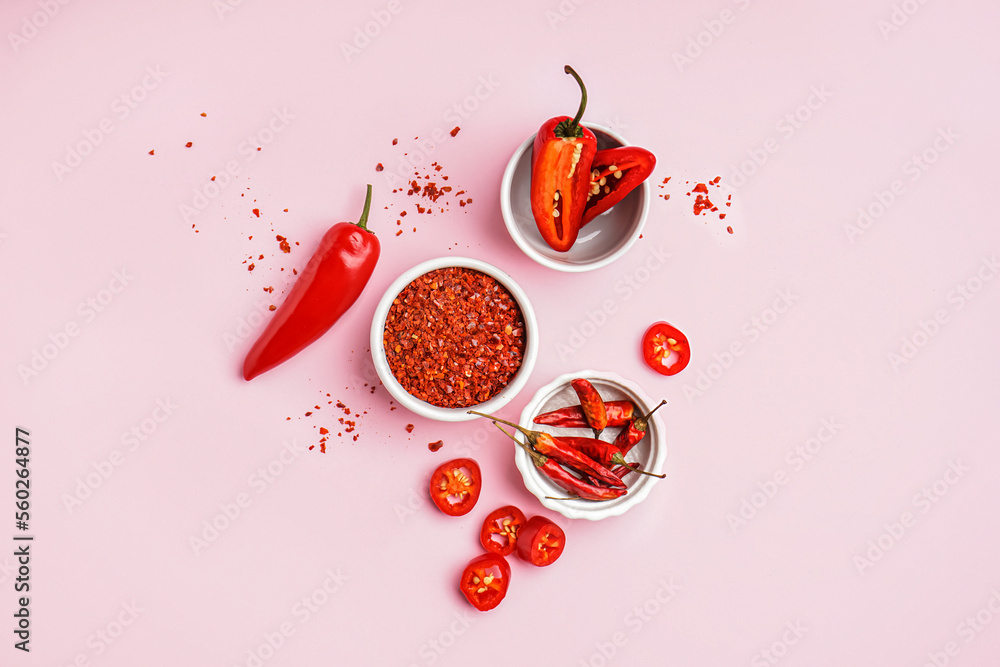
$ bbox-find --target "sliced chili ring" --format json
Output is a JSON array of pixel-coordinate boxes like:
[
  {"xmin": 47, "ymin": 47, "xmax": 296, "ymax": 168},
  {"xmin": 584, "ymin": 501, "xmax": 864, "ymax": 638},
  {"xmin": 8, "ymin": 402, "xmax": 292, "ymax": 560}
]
[
  {"xmin": 641, "ymin": 321, "xmax": 691, "ymax": 376},
  {"xmin": 479, "ymin": 505, "xmax": 528, "ymax": 557},
  {"xmin": 429, "ymin": 458, "xmax": 481, "ymax": 516},
  {"xmin": 516, "ymin": 515, "xmax": 566, "ymax": 567},
  {"xmin": 459, "ymin": 553, "xmax": 511, "ymax": 611}
]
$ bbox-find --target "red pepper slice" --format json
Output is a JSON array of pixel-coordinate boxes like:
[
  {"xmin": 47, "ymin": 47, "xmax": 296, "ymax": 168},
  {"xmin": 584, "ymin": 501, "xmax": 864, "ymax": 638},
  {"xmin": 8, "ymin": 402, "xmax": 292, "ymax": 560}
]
[
  {"xmin": 641, "ymin": 321, "xmax": 691, "ymax": 376},
  {"xmin": 479, "ymin": 505, "xmax": 528, "ymax": 557},
  {"xmin": 459, "ymin": 553, "xmax": 510, "ymax": 611},
  {"xmin": 530, "ymin": 66, "xmax": 598, "ymax": 252},
  {"xmin": 516, "ymin": 515, "xmax": 566, "ymax": 567},
  {"xmin": 582, "ymin": 147, "xmax": 656, "ymax": 226},
  {"xmin": 429, "ymin": 458, "xmax": 481, "ymax": 517},
  {"xmin": 570, "ymin": 378, "xmax": 608, "ymax": 436},
  {"xmin": 243, "ymin": 185, "xmax": 380, "ymax": 380}
]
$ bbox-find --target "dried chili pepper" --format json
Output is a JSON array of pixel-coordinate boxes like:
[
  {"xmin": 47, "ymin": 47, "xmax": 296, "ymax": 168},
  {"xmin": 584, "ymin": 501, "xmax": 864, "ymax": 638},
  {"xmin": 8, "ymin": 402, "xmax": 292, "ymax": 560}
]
[
  {"xmin": 243, "ymin": 185, "xmax": 380, "ymax": 380},
  {"xmin": 613, "ymin": 399, "xmax": 667, "ymax": 454},
  {"xmin": 530, "ymin": 65, "xmax": 598, "ymax": 252},
  {"xmin": 497, "ymin": 424, "xmax": 626, "ymax": 501},
  {"xmin": 533, "ymin": 400, "xmax": 635, "ymax": 429},
  {"xmin": 570, "ymin": 378, "xmax": 607, "ymax": 437},
  {"xmin": 556, "ymin": 436, "xmax": 665, "ymax": 479},
  {"xmin": 473, "ymin": 413, "xmax": 624, "ymax": 488},
  {"xmin": 582, "ymin": 146, "xmax": 656, "ymax": 225}
]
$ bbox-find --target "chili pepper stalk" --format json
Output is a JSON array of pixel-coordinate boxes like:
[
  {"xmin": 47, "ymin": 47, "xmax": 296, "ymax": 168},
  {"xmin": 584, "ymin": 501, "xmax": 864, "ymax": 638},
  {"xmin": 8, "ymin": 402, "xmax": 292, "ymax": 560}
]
[{"xmin": 613, "ymin": 399, "xmax": 667, "ymax": 454}]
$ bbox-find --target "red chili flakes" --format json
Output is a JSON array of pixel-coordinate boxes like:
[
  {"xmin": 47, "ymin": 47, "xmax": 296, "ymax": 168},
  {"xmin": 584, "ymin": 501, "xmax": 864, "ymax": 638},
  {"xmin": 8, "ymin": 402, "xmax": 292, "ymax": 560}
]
[
  {"xmin": 450, "ymin": 126, "xmax": 461, "ymax": 137},
  {"xmin": 252, "ymin": 208, "xmax": 260, "ymax": 217},
  {"xmin": 276, "ymin": 235, "xmax": 291, "ymax": 253},
  {"xmin": 148, "ymin": 150, "xmax": 154, "ymax": 155},
  {"xmin": 392, "ymin": 138, "xmax": 398, "ymax": 145},
  {"xmin": 264, "ymin": 286, "xmax": 273, "ymax": 293},
  {"xmin": 383, "ymin": 267, "xmax": 527, "ymax": 409},
  {"xmin": 395, "ymin": 230, "xmax": 403, "ymax": 236},
  {"xmin": 727, "ymin": 225, "xmax": 734, "ymax": 234},
  {"xmin": 268, "ymin": 305, "xmax": 276, "ymax": 311},
  {"xmin": 406, "ymin": 424, "xmax": 415, "ymax": 433},
  {"xmin": 185, "ymin": 141, "xmax": 193, "ymax": 148},
  {"xmin": 200, "ymin": 112, "xmax": 207, "ymax": 117},
  {"xmin": 376, "ymin": 163, "xmax": 384, "ymax": 172},
  {"xmin": 428, "ymin": 440, "xmax": 444, "ymax": 452},
  {"xmin": 248, "ymin": 263, "xmax": 255, "ymax": 272}
]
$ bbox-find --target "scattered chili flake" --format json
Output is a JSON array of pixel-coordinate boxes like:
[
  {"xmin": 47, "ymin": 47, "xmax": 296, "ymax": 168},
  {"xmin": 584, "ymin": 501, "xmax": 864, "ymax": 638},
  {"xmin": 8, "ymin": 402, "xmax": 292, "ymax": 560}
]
[
  {"xmin": 392, "ymin": 138, "xmax": 398, "ymax": 145},
  {"xmin": 396, "ymin": 230, "xmax": 402, "ymax": 236},
  {"xmin": 305, "ymin": 411, "xmax": 312, "ymax": 416},
  {"xmin": 276, "ymin": 235, "xmax": 291, "ymax": 253},
  {"xmin": 248, "ymin": 263, "xmax": 255, "ymax": 272},
  {"xmin": 406, "ymin": 424, "xmax": 414, "ymax": 433},
  {"xmin": 200, "ymin": 112, "xmax": 207, "ymax": 117},
  {"xmin": 383, "ymin": 267, "xmax": 527, "ymax": 408},
  {"xmin": 252, "ymin": 208, "xmax": 260, "ymax": 217},
  {"xmin": 727, "ymin": 225, "xmax": 734, "ymax": 234},
  {"xmin": 264, "ymin": 286, "xmax": 273, "ymax": 293},
  {"xmin": 185, "ymin": 142, "xmax": 193, "ymax": 148},
  {"xmin": 376, "ymin": 163, "xmax": 384, "ymax": 172},
  {"xmin": 450, "ymin": 126, "xmax": 460, "ymax": 137},
  {"xmin": 428, "ymin": 440, "xmax": 444, "ymax": 452},
  {"xmin": 211, "ymin": 176, "xmax": 216, "ymax": 181},
  {"xmin": 148, "ymin": 150, "xmax": 154, "ymax": 155}
]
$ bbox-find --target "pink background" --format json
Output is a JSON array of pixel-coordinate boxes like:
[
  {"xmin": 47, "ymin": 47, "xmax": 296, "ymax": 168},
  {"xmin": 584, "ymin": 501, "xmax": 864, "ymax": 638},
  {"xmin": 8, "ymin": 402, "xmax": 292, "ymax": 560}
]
[{"xmin": 3, "ymin": 1, "xmax": 1000, "ymax": 665}]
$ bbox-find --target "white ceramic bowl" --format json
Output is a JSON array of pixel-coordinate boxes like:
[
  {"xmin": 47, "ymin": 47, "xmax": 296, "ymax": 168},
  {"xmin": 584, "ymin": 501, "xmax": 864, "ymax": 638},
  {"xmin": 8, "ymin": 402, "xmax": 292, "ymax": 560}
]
[
  {"xmin": 370, "ymin": 257, "xmax": 538, "ymax": 422},
  {"xmin": 513, "ymin": 370, "xmax": 667, "ymax": 520},
  {"xmin": 499, "ymin": 124, "xmax": 651, "ymax": 273}
]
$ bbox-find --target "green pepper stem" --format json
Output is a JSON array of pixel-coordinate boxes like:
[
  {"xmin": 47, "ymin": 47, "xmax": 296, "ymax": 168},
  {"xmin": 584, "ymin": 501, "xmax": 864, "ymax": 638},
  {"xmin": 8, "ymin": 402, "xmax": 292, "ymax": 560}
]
[
  {"xmin": 564, "ymin": 65, "xmax": 587, "ymax": 132},
  {"xmin": 468, "ymin": 410, "xmax": 535, "ymax": 440},
  {"xmin": 492, "ymin": 422, "xmax": 546, "ymax": 468},
  {"xmin": 356, "ymin": 184, "xmax": 373, "ymax": 231},
  {"xmin": 634, "ymin": 399, "xmax": 668, "ymax": 431},
  {"xmin": 614, "ymin": 456, "xmax": 666, "ymax": 479}
]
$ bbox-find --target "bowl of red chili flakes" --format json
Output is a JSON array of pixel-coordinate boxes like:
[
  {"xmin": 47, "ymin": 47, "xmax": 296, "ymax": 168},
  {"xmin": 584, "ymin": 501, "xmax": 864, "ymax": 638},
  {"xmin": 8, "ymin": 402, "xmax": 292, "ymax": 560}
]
[
  {"xmin": 370, "ymin": 257, "xmax": 539, "ymax": 421},
  {"xmin": 500, "ymin": 123, "xmax": 651, "ymax": 273}
]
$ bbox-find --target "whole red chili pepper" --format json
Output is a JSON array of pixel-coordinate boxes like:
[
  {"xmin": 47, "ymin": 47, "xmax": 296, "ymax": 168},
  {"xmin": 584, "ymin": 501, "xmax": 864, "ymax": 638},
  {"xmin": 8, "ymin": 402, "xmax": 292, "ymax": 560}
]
[
  {"xmin": 530, "ymin": 65, "xmax": 598, "ymax": 252},
  {"xmin": 570, "ymin": 378, "xmax": 608, "ymax": 437},
  {"xmin": 243, "ymin": 185, "xmax": 380, "ymax": 380},
  {"xmin": 613, "ymin": 399, "xmax": 667, "ymax": 454},
  {"xmin": 556, "ymin": 436, "xmax": 665, "ymax": 479},
  {"xmin": 582, "ymin": 146, "xmax": 656, "ymax": 226},
  {"xmin": 497, "ymin": 424, "xmax": 626, "ymax": 501},
  {"xmin": 469, "ymin": 412, "xmax": 624, "ymax": 488},
  {"xmin": 533, "ymin": 400, "xmax": 635, "ymax": 429}
]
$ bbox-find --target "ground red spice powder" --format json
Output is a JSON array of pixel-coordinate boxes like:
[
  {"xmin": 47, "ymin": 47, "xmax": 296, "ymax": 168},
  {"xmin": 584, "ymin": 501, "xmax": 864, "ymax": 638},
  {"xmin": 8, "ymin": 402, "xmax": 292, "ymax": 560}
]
[{"xmin": 383, "ymin": 267, "xmax": 526, "ymax": 408}]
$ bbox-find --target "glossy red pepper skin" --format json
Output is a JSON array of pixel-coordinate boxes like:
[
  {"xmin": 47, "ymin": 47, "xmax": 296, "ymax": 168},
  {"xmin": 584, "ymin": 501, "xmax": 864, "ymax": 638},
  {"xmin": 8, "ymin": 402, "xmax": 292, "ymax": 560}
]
[
  {"xmin": 533, "ymin": 400, "xmax": 635, "ymax": 429},
  {"xmin": 613, "ymin": 399, "xmax": 667, "ymax": 454},
  {"xmin": 459, "ymin": 553, "xmax": 510, "ymax": 611},
  {"xmin": 516, "ymin": 515, "xmax": 566, "ymax": 567},
  {"xmin": 480, "ymin": 505, "xmax": 528, "ymax": 557},
  {"xmin": 557, "ymin": 435, "xmax": 630, "ymax": 469},
  {"xmin": 429, "ymin": 458, "xmax": 482, "ymax": 517},
  {"xmin": 571, "ymin": 378, "xmax": 608, "ymax": 436},
  {"xmin": 530, "ymin": 66, "xmax": 598, "ymax": 252},
  {"xmin": 582, "ymin": 146, "xmax": 656, "ymax": 226},
  {"xmin": 532, "ymin": 432, "xmax": 624, "ymax": 489},
  {"xmin": 642, "ymin": 322, "xmax": 691, "ymax": 377},
  {"xmin": 243, "ymin": 186, "xmax": 380, "ymax": 380},
  {"xmin": 538, "ymin": 456, "xmax": 627, "ymax": 500}
]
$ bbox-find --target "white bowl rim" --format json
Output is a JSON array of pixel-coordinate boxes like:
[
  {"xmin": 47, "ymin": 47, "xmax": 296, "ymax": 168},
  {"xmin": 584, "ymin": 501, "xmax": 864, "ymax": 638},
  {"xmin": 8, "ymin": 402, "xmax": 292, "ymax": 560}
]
[
  {"xmin": 369, "ymin": 256, "xmax": 539, "ymax": 422},
  {"xmin": 513, "ymin": 369, "xmax": 667, "ymax": 520},
  {"xmin": 499, "ymin": 123, "xmax": 651, "ymax": 273}
]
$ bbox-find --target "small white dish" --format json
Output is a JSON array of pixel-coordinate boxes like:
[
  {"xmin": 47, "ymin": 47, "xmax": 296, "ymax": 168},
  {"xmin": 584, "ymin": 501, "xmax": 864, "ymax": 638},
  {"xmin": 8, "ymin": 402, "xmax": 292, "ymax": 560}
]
[
  {"xmin": 499, "ymin": 124, "xmax": 651, "ymax": 273},
  {"xmin": 512, "ymin": 370, "xmax": 667, "ymax": 521},
  {"xmin": 370, "ymin": 257, "xmax": 538, "ymax": 422}
]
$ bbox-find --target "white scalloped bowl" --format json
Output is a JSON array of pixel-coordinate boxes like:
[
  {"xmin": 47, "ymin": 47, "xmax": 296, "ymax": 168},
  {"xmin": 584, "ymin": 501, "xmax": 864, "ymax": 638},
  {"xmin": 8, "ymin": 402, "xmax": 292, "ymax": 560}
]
[
  {"xmin": 513, "ymin": 370, "xmax": 667, "ymax": 521},
  {"xmin": 370, "ymin": 256, "xmax": 538, "ymax": 422}
]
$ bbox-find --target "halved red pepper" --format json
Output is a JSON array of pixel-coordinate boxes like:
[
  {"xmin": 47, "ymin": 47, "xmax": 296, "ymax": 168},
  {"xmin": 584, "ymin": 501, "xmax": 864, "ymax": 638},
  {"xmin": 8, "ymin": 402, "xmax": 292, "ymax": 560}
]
[
  {"xmin": 516, "ymin": 515, "xmax": 566, "ymax": 567},
  {"xmin": 459, "ymin": 553, "xmax": 510, "ymax": 611},
  {"xmin": 582, "ymin": 146, "xmax": 656, "ymax": 225},
  {"xmin": 530, "ymin": 66, "xmax": 598, "ymax": 252},
  {"xmin": 480, "ymin": 505, "xmax": 527, "ymax": 557},
  {"xmin": 429, "ymin": 458, "xmax": 481, "ymax": 517}
]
